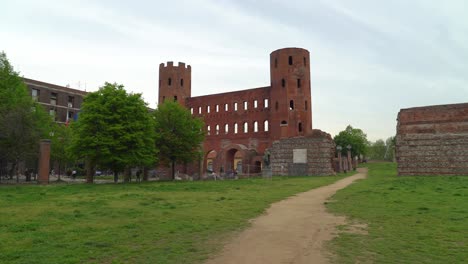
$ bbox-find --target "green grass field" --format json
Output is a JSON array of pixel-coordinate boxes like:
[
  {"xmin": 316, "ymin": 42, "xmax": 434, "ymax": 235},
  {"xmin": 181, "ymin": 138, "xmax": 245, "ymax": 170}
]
[
  {"xmin": 327, "ymin": 163, "xmax": 468, "ymax": 263},
  {"xmin": 0, "ymin": 174, "xmax": 350, "ymax": 264}
]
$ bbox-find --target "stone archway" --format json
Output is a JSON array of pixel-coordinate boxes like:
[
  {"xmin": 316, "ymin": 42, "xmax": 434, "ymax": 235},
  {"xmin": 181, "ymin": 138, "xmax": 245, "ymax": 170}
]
[{"xmin": 222, "ymin": 144, "xmax": 248, "ymax": 176}]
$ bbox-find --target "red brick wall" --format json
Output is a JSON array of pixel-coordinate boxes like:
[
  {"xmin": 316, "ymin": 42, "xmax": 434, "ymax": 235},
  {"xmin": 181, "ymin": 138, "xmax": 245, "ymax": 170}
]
[
  {"xmin": 396, "ymin": 103, "xmax": 468, "ymax": 176},
  {"xmin": 158, "ymin": 47, "xmax": 316, "ymax": 177}
]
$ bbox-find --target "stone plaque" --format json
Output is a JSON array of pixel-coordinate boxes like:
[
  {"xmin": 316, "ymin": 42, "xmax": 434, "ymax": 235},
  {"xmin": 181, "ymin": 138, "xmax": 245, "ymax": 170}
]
[{"xmin": 293, "ymin": 149, "xmax": 307, "ymax": 163}]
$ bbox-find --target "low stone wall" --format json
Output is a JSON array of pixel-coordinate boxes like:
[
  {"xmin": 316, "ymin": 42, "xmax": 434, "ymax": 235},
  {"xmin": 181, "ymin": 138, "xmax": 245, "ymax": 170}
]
[
  {"xmin": 396, "ymin": 103, "xmax": 468, "ymax": 176},
  {"xmin": 270, "ymin": 130, "xmax": 336, "ymax": 176}
]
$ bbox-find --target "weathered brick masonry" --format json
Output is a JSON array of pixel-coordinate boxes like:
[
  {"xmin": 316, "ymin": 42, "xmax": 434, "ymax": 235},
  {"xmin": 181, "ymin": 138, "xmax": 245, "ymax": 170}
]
[
  {"xmin": 158, "ymin": 47, "xmax": 335, "ymax": 177},
  {"xmin": 270, "ymin": 130, "xmax": 336, "ymax": 176},
  {"xmin": 396, "ymin": 103, "xmax": 468, "ymax": 176}
]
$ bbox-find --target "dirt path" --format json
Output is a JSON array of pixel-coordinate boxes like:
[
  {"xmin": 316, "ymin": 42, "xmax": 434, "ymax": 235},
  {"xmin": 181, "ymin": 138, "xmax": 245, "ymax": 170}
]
[{"xmin": 205, "ymin": 168, "xmax": 368, "ymax": 264}]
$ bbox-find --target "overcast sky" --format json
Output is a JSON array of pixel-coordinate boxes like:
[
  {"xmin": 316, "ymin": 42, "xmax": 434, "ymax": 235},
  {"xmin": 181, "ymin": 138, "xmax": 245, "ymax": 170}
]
[{"xmin": 2, "ymin": 0, "xmax": 467, "ymax": 141}]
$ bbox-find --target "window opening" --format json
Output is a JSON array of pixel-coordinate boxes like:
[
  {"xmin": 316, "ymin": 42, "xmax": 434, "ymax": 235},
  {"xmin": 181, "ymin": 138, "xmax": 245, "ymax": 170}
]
[
  {"xmin": 216, "ymin": 104, "xmax": 219, "ymax": 112},
  {"xmin": 254, "ymin": 121, "xmax": 258, "ymax": 132},
  {"xmin": 288, "ymin": 56, "xmax": 293, "ymax": 65},
  {"xmin": 174, "ymin": 96, "xmax": 177, "ymax": 102},
  {"xmin": 299, "ymin": 122, "xmax": 303, "ymax": 132},
  {"xmin": 243, "ymin": 122, "xmax": 248, "ymax": 133},
  {"xmin": 234, "ymin": 123, "xmax": 238, "ymax": 134},
  {"xmin": 264, "ymin": 99, "xmax": 269, "ymax": 108},
  {"xmin": 207, "ymin": 105, "xmax": 210, "ymax": 113},
  {"xmin": 264, "ymin": 120, "xmax": 269, "ymax": 132},
  {"xmin": 281, "ymin": 79, "xmax": 285, "ymax": 87},
  {"xmin": 243, "ymin": 101, "xmax": 248, "ymax": 110},
  {"xmin": 168, "ymin": 78, "xmax": 172, "ymax": 86},
  {"xmin": 254, "ymin": 100, "xmax": 258, "ymax": 108},
  {"xmin": 216, "ymin": 125, "xmax": 219, "ymax": 135},
  {"xmin": 225, "ymin": 103, "xmax": 228, "ymax": 111},
  {"xmin": 207, "ymin": 125, "xmax": 211, "ymax": 135},
  {"xmin": 290, "ymin": 100, "xmax": 294, "ymax": 110},
  {"xmin": 234, "ymin": 102, "xmax": 238, "ymax": 111},
  {"xmin": 225, "ymin": 124, "xmax": 229, "ymax": 134},
  {"xmin": 181, "ymin": 79, "xmax": 184, "ymax": 86},
  {"xmin": 297, "ymin": 79, "xmax": 301, "ymax": 88}
]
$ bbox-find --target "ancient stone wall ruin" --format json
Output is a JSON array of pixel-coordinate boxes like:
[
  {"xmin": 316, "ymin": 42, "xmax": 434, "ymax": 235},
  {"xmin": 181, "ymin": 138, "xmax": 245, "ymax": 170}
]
[
  {"xmin": 270, "ymin": 130, "xmax": 336, "ymax": 176},
  {"xmin": 396, "ymin": 103, "xmax": 468, "ymax": 176}
]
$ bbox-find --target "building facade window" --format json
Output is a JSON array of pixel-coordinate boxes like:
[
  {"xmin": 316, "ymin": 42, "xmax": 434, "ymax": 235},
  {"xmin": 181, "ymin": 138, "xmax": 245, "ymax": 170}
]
[
  {"xmin": 254, "ymin": 100, "xmax": 258, "ymax": 108},
  {"xmin": 168, "ymin": 78, "xmax": 172, "ymax": 86},
  {"xmin": 243, "ymin": 122, "xmax": 248, "ymax": 133},
  {"xmin": 281, "ymin": 79, "xmax": 285, "ymax": 87},
  {"xmin": 225, "ymin": 103, "xmax": 228, "ymax": 111},
  {"xmin": 290, "ymin": 100, "xmax": 294, "ymax": 110},
  {"xmin": 234, "ymin": 102, "xmax": 238, "ymax": 111},
  {"xmin": 50, "ymin": 93, "xmax": 57, "ymax": 105},
  {"xmin": 207, "ymin": 105, "xmax": 210, "ymax": 113},
  {"xmin": 225, "ymin": 124, "xmax": 229, "ymax": 134},
  {"xmin": 207, "ymin": 125, "xmax": 211, "ymax": 135},
  {"xmin": 216, "ymin": 104, "xmax": 219, "ymax": 112},
  {"xmin": 264, "ymin": 99, "xmax": 269, "ymax": 108},
  {"xmin": 68, "ymin": 96, "xmax": 74, "ymax": 108},
  {"xmin": 298, "ymin": 122, "xmax": 303, "ymax": 132},
  {"xmin": 297, "ymin": 79, "xmax": 301, "ymax": 88},
  {"xmin": 32, "ymin": 89, "xmax": 39, "ymax": 101},
  {"xmin": 244, "ymin": 101, "xmax": 248, "ymax": 110},
  {"xmin": 289, "ymin": 56, "xmax": 293, "ymax": 65},
  {"xmin": 198, "ymin": 106, "xmax": 202, "ymax": 114},
  {"xmin": 234, "ymin": 123, "xmax": 238, "ymax": 134},
  {"xmin": 254, "ymin": 121, "xmax": 258, "ymax": 132},
  {"xmin": 215, "ymin": 125, "xmax": 219, "ymax": 135},
  {"xmin": 264, "ymin": 120, "xmax": 269, "ymax": 131},
  {"xmin": 181, "ymin": 79, "xmax": 184, "ymax": 86}
]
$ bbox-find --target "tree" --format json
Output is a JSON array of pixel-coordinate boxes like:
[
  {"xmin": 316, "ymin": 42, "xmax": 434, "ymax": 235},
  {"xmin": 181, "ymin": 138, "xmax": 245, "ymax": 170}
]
[
  {"xmin": 50, "ymin": 122, "xmax": 73, "ymax": 180},
  {"xmin": 368, "ymin": 139, "xmax": 386, "ymax": 160},
  {"xmin": 0, "ymin": 51, "xmax": 52, "ymax": 181},
  {"xmin": 153, "ymin": 101, "xmax": 205, "ymax": 180},
  {"xmin": 68, "ymin": 82, "xmax": 156, "ymax": 183},
  {"xmin": 334, "ymin": 125, "xmax": 369, "ymax": 158}
]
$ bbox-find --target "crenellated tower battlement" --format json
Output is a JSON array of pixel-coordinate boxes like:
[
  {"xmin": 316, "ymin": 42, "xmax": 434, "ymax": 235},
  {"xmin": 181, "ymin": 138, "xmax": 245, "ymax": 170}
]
[{"xmin": 158, "ymin": 61, "xmax": 191, "ymax": 106}]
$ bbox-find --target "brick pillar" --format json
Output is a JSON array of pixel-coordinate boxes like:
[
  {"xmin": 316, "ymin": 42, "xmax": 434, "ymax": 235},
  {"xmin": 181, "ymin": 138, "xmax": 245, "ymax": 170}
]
[{"xmin": 38, "ymin": 139, "xmax": 51, "ymax": 184}]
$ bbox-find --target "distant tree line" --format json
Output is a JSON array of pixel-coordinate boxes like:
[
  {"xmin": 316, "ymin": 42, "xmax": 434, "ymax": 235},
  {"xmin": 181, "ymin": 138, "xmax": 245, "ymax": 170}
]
[{"xmin": 0, "ymin": 51, "xmax": 205, "ymax": 183}]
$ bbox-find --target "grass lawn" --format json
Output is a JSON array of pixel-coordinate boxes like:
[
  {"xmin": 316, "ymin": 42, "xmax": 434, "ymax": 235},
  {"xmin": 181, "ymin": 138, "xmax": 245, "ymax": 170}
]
[
  {"xmin": 0, "ymin": 173, "xmax": 351, "ymax": 264},
  {"xmin": 327, "ymin": 162, "xmax": 468, "ymax": 263}
]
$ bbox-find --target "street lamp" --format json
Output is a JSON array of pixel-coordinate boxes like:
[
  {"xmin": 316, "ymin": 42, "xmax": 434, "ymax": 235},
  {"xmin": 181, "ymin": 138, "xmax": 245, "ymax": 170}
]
[
  {"xmin": 336, "ymin": 145, "xmax": 342, "ymax": 173},
  {"xmin": 346, "ymin": 145, "xmax": 353, "ymax": 171}
]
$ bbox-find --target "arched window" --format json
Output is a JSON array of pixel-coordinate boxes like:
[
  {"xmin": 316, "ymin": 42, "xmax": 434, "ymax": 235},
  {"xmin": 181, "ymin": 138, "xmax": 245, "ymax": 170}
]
[
  {"xmin": 234, "ymin": 123, "xmax": 238, "ymax": 134},
  {"xmin": 198, "ymin": 106, "xmax": 201, "ymax": 114},
  {"xmin": 225, "ymin": 103, "xmax": 228, "ymax": 111},
  {"xmin": 207, "ymin": 125, "xmax": 211, "ymax": 135},
  {"xmin": 281, "ymin": 120, "xmax": 287, "ymax": 125},
  {"xmin": 244, "ymin": 101, "xmax": 248, "ymax": 110},
  {"xmin": 207, "ymin": 105, "xmax": 210, "ymax": 113},
  {"xmin": 190, "ymin": 108, "xmax": 193, "ymax": 114},
  {"xmin": 264, "ymin": 99, "xmax": 269, "ymax": 108},
  {"xmin": 225, "ymin": 124, "xmax": 229, "ymax": 134},
  {"xmin": 297, "ymin": 79, "xmax": 301, "ymax": 88},
  {"xmin": 264, "ymin": 120, "xmax": 269, "ymax": 132},
  {"xmin": 254, "ymin": 100, "xmax": 258, "ymax": 108},
  {"xmin": 290, "ymin": 100, "xmax": 294, "ymax": 110},
  {"xmin": 288, "ymin": 56, "xmax": 293, "ymax": 65},
  {"xmin": 281, "ymin": 79, "xmax": 285, "ymax": 87},
  {"xmin": 244, "ymin": 122, "xmax": 248, "ymax": 133},
  {"xmin": 216, "ymin": 104, "xmax": 219, "ymax": 112},
  {"xmin": 216, "ymin": 125, "xmax": 219, "ymax": 135},
  {"xmin": 298, "ymin": 122, "xmax": 303, "ymax": 132},
  {"xmin": 168, "ymin": 78, "xmax": 172, "ymax": 86},
  {"xmin": 181, "ymin": 78, "xmax": 184, "ymax": 86},
  {"xmin": 234, "ymin": 102, "xmax": 238, "ymax": 111},
  {"xmin": 254, "ymin": 121, "xmax": 258, "ymax": 132}
]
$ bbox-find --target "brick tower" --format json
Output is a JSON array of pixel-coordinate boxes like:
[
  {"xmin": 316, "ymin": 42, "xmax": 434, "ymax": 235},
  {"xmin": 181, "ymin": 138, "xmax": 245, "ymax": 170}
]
[
  {"xmin": 269, "ymin": 48, "xmax": 312, "ymax": 139},
  {"xmin": 158, "ymin": 62, "xmax": 191, "ymax": 106}
]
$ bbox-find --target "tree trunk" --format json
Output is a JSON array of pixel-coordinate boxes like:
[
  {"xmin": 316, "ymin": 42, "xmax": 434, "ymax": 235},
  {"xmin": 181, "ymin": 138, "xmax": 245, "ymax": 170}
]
[
  {"xmin": 124, "ymin": 167, "xmax": 131, "ymax": 182},
  {"xmin": 143, "ymin": 167, "xmax": 149, "ymax": 182},
  {"xmin": 85, "ymin": 160, "xmax": 94, "ymax": 183},
  {"xmin": 114, "ymin": 171, "xmax": 119, "ymax": 183},
  {"xmin": 171, "ymin": 160, "xmax": 175, "ymax": 180}
]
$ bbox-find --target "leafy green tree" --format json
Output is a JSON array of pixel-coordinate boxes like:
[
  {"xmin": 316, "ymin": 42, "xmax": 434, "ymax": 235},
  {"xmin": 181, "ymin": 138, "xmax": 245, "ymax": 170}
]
[
  {"xmin": 69, "ymin": 82, "xmax": 156, "ymax": 183},
  {"xmin": 368, "ymin": 139, "xmax": 386, "ymax": 160},
  {"xmin": 50, "ymin": 122, "xmax": 73, "ymax": 180},
  {"xmin": 153, "ymin": 101, "xmax": 205, "ymax": 180},
  {"xmin": 334, "ymin": 125, "xmax": 369, "ymax": 158},
  {"xmin": 0, "ymin": 51, "xmax": 52, "ymax": 181}
]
